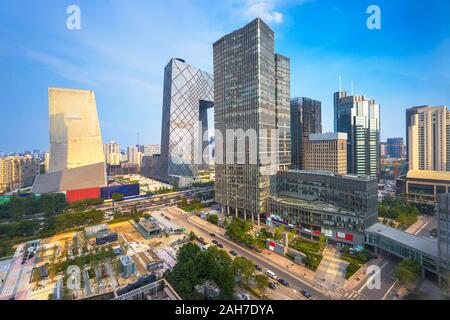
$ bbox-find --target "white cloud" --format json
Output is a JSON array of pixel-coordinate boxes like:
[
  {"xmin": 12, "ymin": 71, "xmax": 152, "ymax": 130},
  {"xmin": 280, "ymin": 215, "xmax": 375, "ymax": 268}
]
[{"xmin": 244, "ymin": 0, "xmax": 284, "ymax": 24}]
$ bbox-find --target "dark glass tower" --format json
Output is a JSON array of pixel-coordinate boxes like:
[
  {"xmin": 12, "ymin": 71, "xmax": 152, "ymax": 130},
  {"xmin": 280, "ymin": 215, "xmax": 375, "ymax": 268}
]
[{"xmin": 290, "ymin": 97, "xmax": 322, "ymax": 169}]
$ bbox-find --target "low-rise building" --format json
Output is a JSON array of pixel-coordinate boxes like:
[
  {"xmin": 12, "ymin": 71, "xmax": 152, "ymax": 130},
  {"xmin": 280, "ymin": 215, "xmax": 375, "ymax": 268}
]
[
  {"xmin": 120, "ymin": 255, "xmax": 136, "ymax": 277},
  {"xmin": 437, "ymin": 194, "xmax": 450, "ymax": 288},
  {"xmin": 267, "ymin": 170, "xmax": 378, "ymax": 246},
  {"xmin": 396, "ymin": 170, "xmax": 450, "ymax": 203}
]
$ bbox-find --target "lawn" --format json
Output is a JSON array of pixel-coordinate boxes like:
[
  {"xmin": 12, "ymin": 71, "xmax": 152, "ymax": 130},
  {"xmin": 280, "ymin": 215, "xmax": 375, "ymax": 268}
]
[{"xmin": 290, "ymin": 238, "xmax": 324, "ymax": 271}]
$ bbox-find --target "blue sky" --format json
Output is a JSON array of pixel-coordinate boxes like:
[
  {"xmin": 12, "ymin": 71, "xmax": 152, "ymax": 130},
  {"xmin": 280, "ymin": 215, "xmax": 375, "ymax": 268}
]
[{"xmin": 0, "ymin": 0, "xmax": 449, "ymax": 153}]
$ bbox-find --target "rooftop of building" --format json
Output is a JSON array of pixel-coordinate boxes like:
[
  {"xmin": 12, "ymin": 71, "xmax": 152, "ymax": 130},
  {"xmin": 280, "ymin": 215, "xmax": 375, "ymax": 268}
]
[
  {"xmin": 366, "ymin": 223, "xmax": 438, "ymax": 258},
  {"xmin": 120, "ymin": 255, "xmax": 134, "ymax": 265},
  {"xmin": 406, "ymin": 170, "xmax": 450, "ymax": 182},
  {"xmin": 138, "ymin": 218, "xmax": 162, "ymax": 232},
  {"xmin": 308, "ymin": 132, "xmax": 348, "ymax": 141},
  {"xmin": 270, "ymin": 193, "xmax": 354, "ymax": 215},
  {"xmin": 284, "ymin": 169, "xmax": 377, "ymax": 182}
]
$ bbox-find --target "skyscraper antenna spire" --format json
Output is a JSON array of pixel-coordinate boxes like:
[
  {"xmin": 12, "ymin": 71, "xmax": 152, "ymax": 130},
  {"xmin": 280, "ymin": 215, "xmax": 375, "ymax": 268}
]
[{"xmin": 339, "ymin": 74, "xmax": 342, "ymax": 92}]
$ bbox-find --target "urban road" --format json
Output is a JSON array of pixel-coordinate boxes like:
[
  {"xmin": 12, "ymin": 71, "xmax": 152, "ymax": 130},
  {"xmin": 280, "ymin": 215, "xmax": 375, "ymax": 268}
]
[{"xmin": 163, "ymin": 207, "xmax": 345, "ymax": 301}]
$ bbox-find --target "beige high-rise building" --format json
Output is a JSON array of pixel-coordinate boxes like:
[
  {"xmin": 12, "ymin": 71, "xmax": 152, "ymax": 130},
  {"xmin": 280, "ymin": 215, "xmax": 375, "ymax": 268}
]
[
  {"xmin": 304, "ymin": 133, "xmax": 348, "ymax": 175},
  {"xmin": 0, "ymin": 155, "xmax": 40, "ymax": 193},
  {"xmin": 104, "ymin": 141, "xmax": 121, "ymax": 165},
  {"xmin": 48, "ymin": 88, "xmax": 105, "ymax": 173},
  {"xmin": 408, "ymin": 106, "xmax": 450, "ymax": 171}
]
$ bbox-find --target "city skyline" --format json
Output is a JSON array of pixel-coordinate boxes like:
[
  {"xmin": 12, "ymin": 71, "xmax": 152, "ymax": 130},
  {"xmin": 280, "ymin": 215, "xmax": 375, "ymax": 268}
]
[{"xmin": 1, "ymin": 0, "xmax": 449, "ymax": 152}]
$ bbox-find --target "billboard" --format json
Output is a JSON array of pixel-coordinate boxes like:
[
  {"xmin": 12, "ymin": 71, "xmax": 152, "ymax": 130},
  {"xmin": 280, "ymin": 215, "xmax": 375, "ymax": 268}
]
[{"xmin": 100, "ymin": 184, "xmax": 140, "ymax": 200}]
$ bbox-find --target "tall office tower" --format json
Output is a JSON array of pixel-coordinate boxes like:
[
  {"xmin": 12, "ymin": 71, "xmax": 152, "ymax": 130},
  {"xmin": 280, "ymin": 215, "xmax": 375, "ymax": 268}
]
[
  {"xmin": 290, "ymin": 97, "xmax": 322, "ymax": 169},
  {"xmin": 438, "ymin": 194, "xmax": 450, "ymax": 288},
  {"xmin": 407, "ymin": 106, "xmax": 450, "ymax": 171},
  {"xmin": 104, "ymin": 141, "xmax": 121, "ymax": 166},
  {"xmin": 304, "ymin": 133, "xmax": 348, "ymax": 175},
  {"xmin": 275, "ymin": 54, "xmax": 291, "ymax": 172},
  {"xmin": 334, "ymin": 91, "xmax": 380, "ymax": 177},
  {"xmin": 405, "ymin": 106, "xmax": 423, "ymax": 163},
  {"xmin": 47, "ymin": 88, "xmax": 105, "ymax": 173},
  {"xmin": 159, "ymin": 58, "xmax": 214, "ymax": 183},
  {"xmin": 386, "ymin": 137, "xmax": 405, "ymax": 159},
  {"xmin": 214, "ymin": 18, "xmax": 289, "ymax": 223}
]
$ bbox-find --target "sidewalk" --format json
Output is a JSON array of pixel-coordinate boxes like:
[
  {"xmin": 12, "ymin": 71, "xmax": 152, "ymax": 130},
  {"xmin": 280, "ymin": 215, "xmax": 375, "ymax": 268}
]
[{"xmin": 343, "ymin": 256, "xmax": 384, "ymax": 291}]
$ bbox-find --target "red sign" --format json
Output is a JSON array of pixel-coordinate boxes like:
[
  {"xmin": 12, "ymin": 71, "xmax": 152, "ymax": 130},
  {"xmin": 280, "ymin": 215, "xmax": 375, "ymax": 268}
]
[{"xmin": 336, "ymin": 232, "xmax": 354, "ymax": 241}]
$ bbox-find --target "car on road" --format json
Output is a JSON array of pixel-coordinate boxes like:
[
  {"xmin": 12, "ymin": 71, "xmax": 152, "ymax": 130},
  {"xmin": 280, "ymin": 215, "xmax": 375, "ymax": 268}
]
[
  {"xmin": 229, "ymin": 250, "xmax": 238, "ymax": 256},
  {"xmin": 217, "ymin": 243, "xmax": 224, "ymax": 248},
  {"xmin": 266, "ymin": 270, "xmax": 277, "ymax": 280},
  {"xmin": 278, "ymin": 279, "xmax": 289, "ymax": 287},
  {"xmin": 300, "ymin": 290, "xmax": 312, "ymax": 299},
  {"xmin": 255, "ymin": 265, "xmax": 262, "ymax": 271},
  {"xmin": 210, "ymin": 233, "xmax": 216, "ymax": 237},
  {"xmin": 212, "ymin": 240, "xmax": 219, "ymax": 245},
  {"xmin": 269, "ymin": 283, "xmax": 277, "ymax": 290}
]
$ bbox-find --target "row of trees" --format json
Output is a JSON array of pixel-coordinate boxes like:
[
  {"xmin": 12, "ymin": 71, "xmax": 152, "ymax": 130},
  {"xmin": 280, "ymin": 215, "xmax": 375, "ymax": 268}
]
[
  {"xmin": 166, "ymin": 243, "xmax": 236, "ymax": 299},
  {"xmin": 166, "ymin": 243, "xmax": 270, "ymax": 300},
  {"xmin": 379, "ymin": 196, "xmax": 420, "ymax": 226},
  {"xmin": 0, "ymin": 193, "xmax": 67, "ymax": 220}
]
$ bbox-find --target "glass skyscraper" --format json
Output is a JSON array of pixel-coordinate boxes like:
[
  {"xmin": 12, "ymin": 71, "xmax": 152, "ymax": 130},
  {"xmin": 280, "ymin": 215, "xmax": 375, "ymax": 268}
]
[
  {"xmin": 334, "ymin": 91, "xmax": 380, "ymax": 178},
  {"xmin": 159, "ymin": 58, "xmax": 214, "ymax": 183},
  {"xmin": 214, "ymin": 18, "xmax": 290, "ymax": 224},
  {"xmin": 290, "ymin": 97, "xmax": 322, "ymax": 169}
]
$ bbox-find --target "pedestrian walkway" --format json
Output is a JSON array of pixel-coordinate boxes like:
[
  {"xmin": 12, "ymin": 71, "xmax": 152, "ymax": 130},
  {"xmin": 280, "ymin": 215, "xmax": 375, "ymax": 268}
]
[{"xmin": 314, "ymin": 246, "xmax": 348, "ymax": 292}]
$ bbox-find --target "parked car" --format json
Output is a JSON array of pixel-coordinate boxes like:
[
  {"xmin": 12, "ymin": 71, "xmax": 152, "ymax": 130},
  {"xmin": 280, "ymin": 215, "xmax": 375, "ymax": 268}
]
[
  {"xmin": 212, "ymin": 240, "xmax": 219, "ymax": 245},
  {"xmin": 301, "ymin": 290, "xmax": 312, "ymax": 298},
  {"xmin": 229, "ymin": 250, "xmax": 238, "ymax": 256},
  {"xmin": 210, "ymin": 233, "xmax": 216, "ymax": 237},
  {"xmin": 217, "ymin": 243, "xmax": 224, "ymax": 248},
  {"xmin": 278, "ymin": 279, "xmax": 289, "ymax": 287}
]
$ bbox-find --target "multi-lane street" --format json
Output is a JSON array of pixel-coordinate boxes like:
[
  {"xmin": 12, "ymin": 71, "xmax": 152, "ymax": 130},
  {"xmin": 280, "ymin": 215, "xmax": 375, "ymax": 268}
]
[{"xmin": 162, "ymin": 206, "xmax": 343, "ymax": 300}]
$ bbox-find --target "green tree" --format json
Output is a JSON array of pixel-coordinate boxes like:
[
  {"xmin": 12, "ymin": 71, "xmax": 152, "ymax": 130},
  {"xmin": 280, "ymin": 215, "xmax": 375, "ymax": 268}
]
[
  {"xmin": 395, "ymin": 259, "xmax": 421, "ymax": 286},
  {"xmin": 111, "ymin": 193, "xmax": 124, "ymax": 202},
  {"xmin": 207, "ymin": 214, "xmax": 219, "ymax": 225},
  {"xmin": 254, "ymin": 274, "xmax": 269, "ymax": 296},
  {"xmin": 232, "ymin": 257, "xmax": 255, "ymax": 287},
  {"xmin": 189, "ymin": 231, "xmax": 196, "ymax": 241}
]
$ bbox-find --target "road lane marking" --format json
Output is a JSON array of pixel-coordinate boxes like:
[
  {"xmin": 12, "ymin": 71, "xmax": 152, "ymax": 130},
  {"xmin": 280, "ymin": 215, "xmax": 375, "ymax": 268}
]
[{"xmin": 382, "ymin": 281, "xmax": 398, "ymax": 300}]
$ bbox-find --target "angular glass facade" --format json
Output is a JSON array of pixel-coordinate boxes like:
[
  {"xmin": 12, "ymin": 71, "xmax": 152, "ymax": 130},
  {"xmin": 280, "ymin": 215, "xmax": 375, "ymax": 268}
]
[
  {"xmin": 159, "ymin": 58, "xmax": 213, "ymax": 181},
  {"xmin": 290, "ymin": 97, "xmax": 322, "ymax": 170}
]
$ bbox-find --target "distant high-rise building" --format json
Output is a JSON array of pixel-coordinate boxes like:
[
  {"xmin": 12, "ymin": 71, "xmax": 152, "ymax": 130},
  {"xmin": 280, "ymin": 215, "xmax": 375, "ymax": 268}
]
[
  {"xmin": 386, "ymin": 137, "xmax": 404, "ymax": 159},
  {"xmin": 407, "ymin": 106, "xmax": 450, "ymax": 171},
  {"xmin": 380, "ymin": 142, "xmax": 388, "ymax": 159},
  {"xmin": 159, "ymin": 58, "xmax": 213, "ymax": 183},
  {"xmin": 104, "ymin": 141, "xmax": 121, "ymax": 166},
  {"xmin": 0, "ymin": 155, "xmax": 40, "ymax": 193},
  {"xmin": 44, "ymin": 152, "xmax": 50, "ymax": 173},
  {"xmin": 275, "ymin": 54, "xmax": 291, "ymax": 172},
  {"xmin": 304, "ymin": 133, "xmax": 348, "ymax": 175},
  {"xmin": 405, "ymin": 106, "xmax": 423, "ymax": 163},
  {"xmin": 334, "ymin": 91, "xmax": 380, "ymax": 177},
  {"xmin": 127, "ymin": 146, "xmax": 142, "ymax": 166},
  {"xmin": 47, "ymin": 88, "xmax": 105, "ymax": 173},
  {"xmin": 214, "ymin": 18, "xmax": 288, "ymax": 223},
  {"xmin": 290, "ymin": 97, "xmax": 322, "ymax": 169}
]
